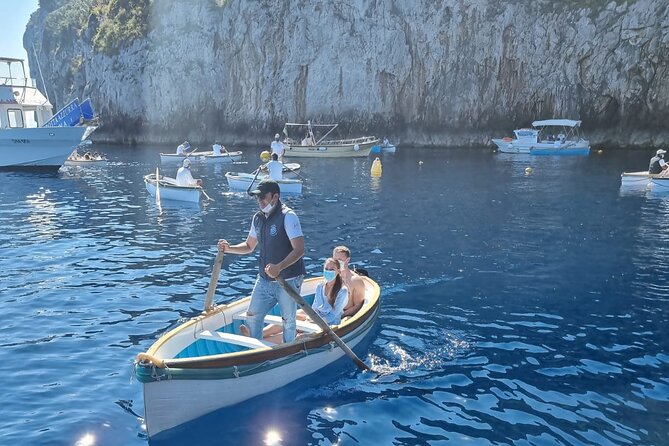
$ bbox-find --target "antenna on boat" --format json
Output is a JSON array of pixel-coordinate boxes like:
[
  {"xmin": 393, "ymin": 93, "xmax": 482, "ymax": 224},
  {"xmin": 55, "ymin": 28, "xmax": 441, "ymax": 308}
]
[{"xmin": 32, "ymin": 43, "xmax": 50, "ymax": 104}]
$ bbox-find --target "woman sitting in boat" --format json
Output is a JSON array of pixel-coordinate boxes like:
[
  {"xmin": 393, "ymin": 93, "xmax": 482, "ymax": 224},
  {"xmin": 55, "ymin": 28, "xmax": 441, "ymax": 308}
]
[
  {"xmin": 176, "ymin": 158, "xmax": 203, "ymax": 187},
  {"xmin": 241, "ymin": 257, "xmax": 349, "ymax": 342}
]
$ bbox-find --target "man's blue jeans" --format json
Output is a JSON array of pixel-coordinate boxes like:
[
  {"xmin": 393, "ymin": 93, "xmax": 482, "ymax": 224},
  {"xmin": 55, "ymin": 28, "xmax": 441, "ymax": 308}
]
[{"xmin": 247, "ymin": 275, "xmax": 304, "ymax": 343}]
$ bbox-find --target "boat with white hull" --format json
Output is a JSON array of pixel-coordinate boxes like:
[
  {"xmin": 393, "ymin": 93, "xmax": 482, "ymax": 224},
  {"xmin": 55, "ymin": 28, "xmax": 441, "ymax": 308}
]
[
  {"xmin": 134, "ymin": 275, "xmax": 380, "ymax": 438},
  {"xmin": 63, "ymin": 149, "xmax": 107, "ymax": 166},
  {"xmin": 225, "ymin": 171, "xmax": 303, "ymax": 194},
  {"xmin": 144, "ymin": 173, "xmax": 204, "ymax": 203},
  {"xmin": 160, "ymin": 150, "xmax": 243, "ymax": 164},
  {"xmin": 492, "ymin": 119, "xmax": 590, "ymax": 155},
  {"xmin": 281, "ymin": 121, "xmax": 378, "ymax": 158},
  {"xmin": 0, "ymin": 57, "xmax": 96, "ymax": 168}
]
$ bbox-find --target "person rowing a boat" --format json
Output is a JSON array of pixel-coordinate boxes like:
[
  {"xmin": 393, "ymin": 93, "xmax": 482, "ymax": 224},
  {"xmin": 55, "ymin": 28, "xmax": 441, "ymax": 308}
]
[
  {"xmin": 332, "ymin": 246, "xmax": 367, "ymax": 318},
  {"xmin": 176, "ymin": 140, "xmax": 191, "ymax": 155},
  {"xmin": 649, "ymin": 149, "xmax": 668, "ymax": 175},
  {"xmin": 176, "ymin": 158, "xmax": 203, "ymax": 187},
  {"xmin": 259, "ymin": 153, "xmax": 284, "ymax": 181},
  {"xmin": 212, "ymin": 141, "xmax": 228, "ymax": 156},
  {"xmin": 217, "ymin": 179, "xmax": 306, "ymax": 343}
]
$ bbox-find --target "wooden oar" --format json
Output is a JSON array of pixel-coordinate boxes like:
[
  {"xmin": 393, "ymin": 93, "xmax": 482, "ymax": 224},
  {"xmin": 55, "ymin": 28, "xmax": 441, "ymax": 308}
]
[
  {"xmin": 200, "ymin": 187, "xmax": 214, "ymax": 202},
  {"xmin": 203, "ymin": 250, "xmax": 225, "ymax": 312},
  {"xmin": 246, "ymin": 165, "xmax": 263, "ymax": 195},
  {"xmin": 283, "ymin": 163, "xmax": 305, "ymax": 180},
  {"xmin": 276, "ymin": 276, "xmax": 371, "ymax": 371}
]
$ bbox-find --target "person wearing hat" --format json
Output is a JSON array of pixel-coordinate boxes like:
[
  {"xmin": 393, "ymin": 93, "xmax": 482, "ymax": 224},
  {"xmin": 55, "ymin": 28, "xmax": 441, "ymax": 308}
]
[
  {"xmin": 175, "ymin": 158, "xmax": 203, "ymax": 187},
  {"xmin": 176, "ymin": 140, "xmax": 191, "ymax": 155},
  {"xmin": 270, "ymin": 133, "xmax": 286, "ymax": 162},
  {"xmin": 217, "ymin": 179, "xmax": 305, "ymax": 343},
  {"xmin": 649, "ymin": 149, "xmax": 668, "ymax": 175}
]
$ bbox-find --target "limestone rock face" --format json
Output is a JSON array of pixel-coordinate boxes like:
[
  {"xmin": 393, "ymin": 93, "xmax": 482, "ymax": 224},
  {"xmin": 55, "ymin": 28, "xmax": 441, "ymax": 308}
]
[{"xmin": 24, "ymin": 0, "xmax": 669, "ymax": 147}]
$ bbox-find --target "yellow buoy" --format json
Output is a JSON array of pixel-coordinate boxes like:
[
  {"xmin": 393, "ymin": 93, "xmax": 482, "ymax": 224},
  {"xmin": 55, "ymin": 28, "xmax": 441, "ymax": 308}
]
[
  {"xmin": 525, "ymin": 167, "xmax": 533, "ymax": 176},
  {"xmin": 371, "ymin": 157, "xmax": 382, "ymax": 177},
  {"xmin": 597, "ymin": 149, "xmax": 603, "ymax": 154},
  {"xmin": 260, "ymin": 150, "xmax": 270, "ymax": 162}
]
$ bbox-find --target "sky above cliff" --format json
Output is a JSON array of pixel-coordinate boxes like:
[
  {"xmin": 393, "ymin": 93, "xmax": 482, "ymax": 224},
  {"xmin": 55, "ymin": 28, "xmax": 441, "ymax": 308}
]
[{"xmin": 0, "ymin": 0, "xmax": 39, "ymax": 71}]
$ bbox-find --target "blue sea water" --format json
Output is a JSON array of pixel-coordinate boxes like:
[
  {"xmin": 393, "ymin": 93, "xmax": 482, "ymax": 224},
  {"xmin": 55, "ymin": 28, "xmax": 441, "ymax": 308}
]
[{"xmin": 0, "ymin": 146, "xmax": 668, "ymax": 446}]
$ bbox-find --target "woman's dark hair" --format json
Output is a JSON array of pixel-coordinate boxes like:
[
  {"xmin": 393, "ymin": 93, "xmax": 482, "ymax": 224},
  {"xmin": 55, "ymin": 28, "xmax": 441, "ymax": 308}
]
[{"xmin": 325, "ymin": 258, "xmax": 343, "ymax": 304}]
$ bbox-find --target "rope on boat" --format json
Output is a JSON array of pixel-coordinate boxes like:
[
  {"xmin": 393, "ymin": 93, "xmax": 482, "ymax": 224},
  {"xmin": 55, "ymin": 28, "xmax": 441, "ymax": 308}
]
[{"xmin": 136, "ymin": 352, "xmax": 166, "ymax": 368}]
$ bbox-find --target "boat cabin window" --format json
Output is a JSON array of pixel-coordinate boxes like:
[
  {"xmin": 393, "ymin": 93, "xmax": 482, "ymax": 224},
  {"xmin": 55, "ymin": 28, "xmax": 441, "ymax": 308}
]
[{"xmin": 7, "ymin": 109, "xmax": 24, "ymax": 128}]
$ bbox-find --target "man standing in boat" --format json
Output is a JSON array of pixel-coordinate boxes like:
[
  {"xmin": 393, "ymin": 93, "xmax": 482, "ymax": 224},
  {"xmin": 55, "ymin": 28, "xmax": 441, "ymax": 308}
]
[
  {"xmin": 176, "ymin": 140, "xmax": 191, "ymax": 155},
  {"xmin": 271, "ymin": 133, "xmax": 286, "ymax": 162},
  {"xmin": 217, "ymin": 179, "xmax": 306, "ymax": 342},
  {"xmin": 649, "ymin": 149, "xmax": 668, "ymax": 175}
]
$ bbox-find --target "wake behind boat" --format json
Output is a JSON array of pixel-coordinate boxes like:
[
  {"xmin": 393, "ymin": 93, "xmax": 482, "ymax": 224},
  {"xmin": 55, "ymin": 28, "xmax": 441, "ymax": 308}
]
[
  {"xmin": 144, "ymin": 173, "xmax": 205, "ymax": 203},
  {"xmin": 160, "ymin": 150, "xmax": 243, "ymax": 164},
  {"xmin": 0, "ymin": 57, "xmax": 96, "ymax": 168},
  {"xmin": 282, "ymin": 121, "xmax": 378, "ymax": 158},
  {"xmin": 134, "ymin": 274, "xmax": 380, "ymax": 438},
  {"xmin": 492, "ymin": 119, "xmax": 590, "ymax": 155}
]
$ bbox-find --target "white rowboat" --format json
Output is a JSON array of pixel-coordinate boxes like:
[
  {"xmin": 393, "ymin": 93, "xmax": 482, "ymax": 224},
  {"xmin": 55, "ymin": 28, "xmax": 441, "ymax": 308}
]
[
  {"xmin": 144, "ymin": 173, "xmax": 203, "ymax": 203},
  {"xmin": 134, "ymin": 275, "xmax": 380, "ymax": 438},
  {"xmin": 160, "ymin": 150, "xmax": 243, "ymax": 164},
  {"xmin": 225, "ymin": 172, "xmax": 303, "ymax": 194}
]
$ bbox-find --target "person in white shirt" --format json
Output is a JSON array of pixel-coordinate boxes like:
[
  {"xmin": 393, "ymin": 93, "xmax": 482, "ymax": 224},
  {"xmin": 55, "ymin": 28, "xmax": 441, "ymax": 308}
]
[
  {"xmin": 213, "ymin": 141, "xmax": 228, "ymax": 156},
  {"xmin": 175, "ymin": 158, "xmax": 202, "ymax": 187},
  {"xmin": 176, "ymin": 140, "xmax": 190, "ymax": 155},
  {"xmin": 265, "ymin": 153, "xmax": 284, "ymax": 181},
  {"xmin": 270, "ymin": 133, "xmax": 286, "ymax": 162}
]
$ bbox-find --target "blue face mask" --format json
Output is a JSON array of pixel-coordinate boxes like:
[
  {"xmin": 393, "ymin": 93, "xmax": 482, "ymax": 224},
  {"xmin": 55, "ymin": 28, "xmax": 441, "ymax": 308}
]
[{"xmin": 323, "ymin": 269, "xmax": 336, "ymax": 282}]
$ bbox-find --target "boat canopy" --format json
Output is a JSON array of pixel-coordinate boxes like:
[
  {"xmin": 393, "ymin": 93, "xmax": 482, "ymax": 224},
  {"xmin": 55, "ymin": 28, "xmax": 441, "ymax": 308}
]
[{"xmin": 532, "ymin": 119, "xmax": 581, "ymax": 128}]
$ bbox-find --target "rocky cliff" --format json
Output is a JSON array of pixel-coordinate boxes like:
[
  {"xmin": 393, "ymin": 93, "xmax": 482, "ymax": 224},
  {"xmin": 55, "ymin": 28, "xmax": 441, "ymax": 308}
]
[{"xmin": 24, "ymin": 0, "xmax": 669, "ymax": 148}]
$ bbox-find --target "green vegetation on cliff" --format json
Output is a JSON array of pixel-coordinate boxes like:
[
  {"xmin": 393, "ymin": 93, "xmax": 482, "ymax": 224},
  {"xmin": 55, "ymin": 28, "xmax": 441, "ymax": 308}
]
[{"xmin": 91, "ymin": 0, "xmax": 150, "ymax": 54}]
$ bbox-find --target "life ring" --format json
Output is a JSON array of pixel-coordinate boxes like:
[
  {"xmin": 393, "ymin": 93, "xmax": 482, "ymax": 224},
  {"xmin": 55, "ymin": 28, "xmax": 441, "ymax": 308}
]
[{"xmin": 353, "ymin": 144, "xmax": 360, "ymax": 151}]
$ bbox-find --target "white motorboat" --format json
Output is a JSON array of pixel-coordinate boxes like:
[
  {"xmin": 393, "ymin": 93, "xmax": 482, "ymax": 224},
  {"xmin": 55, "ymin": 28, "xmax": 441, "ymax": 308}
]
[
  {"xmin": 160, "ymin": 150, "xmax": 243, "ymax": 163},
  {"xmin": 281, "ymin": 121, "xmax": 378, "ymax": 158},
  {"xmin": 492, "ymin": 119, "xmax": 590, "ymax": 155},
  {"xmin": 0, "ymin": 57, "xmax": 96, "ymax": 168},
  {"xmin": 225, "ymin": 172, "xmax": 303, "ymax": 194},
  {"xmin": 144, "ymin": 173, "xmax": 203, "ymax": 203}
]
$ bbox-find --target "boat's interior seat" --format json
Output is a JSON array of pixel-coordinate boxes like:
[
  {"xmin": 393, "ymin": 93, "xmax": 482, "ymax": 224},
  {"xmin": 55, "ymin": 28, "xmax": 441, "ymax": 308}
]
[
  {"xmin": 234, "ymin": 312, "xmax": 321, "ymax": 333},
  {"xmin": 197, "ymin": 330, "xmax": 272, "ymax": 349}
]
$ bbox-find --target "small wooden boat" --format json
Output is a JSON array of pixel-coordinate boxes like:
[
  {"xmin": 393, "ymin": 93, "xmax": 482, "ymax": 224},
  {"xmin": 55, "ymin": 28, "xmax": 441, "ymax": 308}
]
[
  {"xmin": 144, "ymin": 173, "xmax": 203, "ymax": 203},
  {"xmin": 63, "ymin": 150, "xmax": 107, "ymax": 166},
  {"xmin": 281, "ymin": 122, "xmax": 378, "ymax": 158},
  {"xmin": 134, "ymin": 275, "xmax": 380, "ymax": 438},
  {"xmin": 225, "ymin": 172, "xmax": 303, "ymax": 194},
  {"xmin": 160, "ymin": 150, "xmax": 243, "ymax": 164}
]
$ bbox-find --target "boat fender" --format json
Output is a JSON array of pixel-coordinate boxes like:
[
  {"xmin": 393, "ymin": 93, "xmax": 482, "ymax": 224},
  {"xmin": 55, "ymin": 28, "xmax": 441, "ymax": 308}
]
[
  {"xmin": 136, "ymin": 352, "xmax": 166, "ymax": 368},
  {"xmin": 354, "ymin": 144, "xmax": 360, "ymax": 151},
  {"xmin": 371, "ymin": 157, "xmax": 382, "ymax": 177}
]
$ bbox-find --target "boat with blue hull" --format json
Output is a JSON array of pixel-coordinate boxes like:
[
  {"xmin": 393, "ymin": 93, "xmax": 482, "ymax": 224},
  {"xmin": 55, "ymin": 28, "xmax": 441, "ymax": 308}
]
[
  {"xmin": 135, "ymin": 274, "xmax": 380, "ymax": 438},
  {"xmin": 0, "ymin": 57, "xmax": 96, "ymax": 168}
]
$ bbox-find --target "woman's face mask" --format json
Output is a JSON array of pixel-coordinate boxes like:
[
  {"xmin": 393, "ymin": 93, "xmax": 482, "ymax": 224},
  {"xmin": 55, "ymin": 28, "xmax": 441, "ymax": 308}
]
[{"xmin": 323, "ymin": 269, "xmax": 337, "ymax": 282}]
